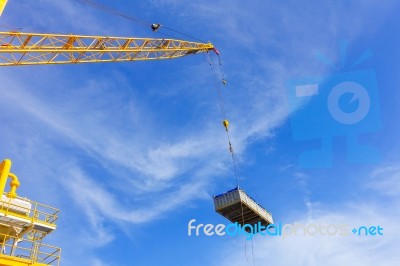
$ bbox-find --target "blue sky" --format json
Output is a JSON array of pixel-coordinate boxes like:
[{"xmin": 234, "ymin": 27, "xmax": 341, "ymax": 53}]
[{"xmin": 1, "ymin": 0, "xmax": 400, "ymax": 265}]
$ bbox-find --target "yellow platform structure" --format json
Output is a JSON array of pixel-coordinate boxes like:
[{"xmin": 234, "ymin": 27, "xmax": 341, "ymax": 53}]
[{"xmin": 0, "ymin": 159, "xmax": 61, "ymax": 266}]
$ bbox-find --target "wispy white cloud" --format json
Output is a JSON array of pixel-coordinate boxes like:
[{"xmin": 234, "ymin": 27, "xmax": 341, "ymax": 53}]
[
  {"xmin": 62, "ymin": 166, "xmax": 209, "ymax": 225},
  {"xmin": 0, "ymin": 72, "xmax": 227, "ymax": 180},
  {"xmin": 0, "ymin": 72, "xmax": 225, "ymax": 246},
  {"xmin": 216, "ymin": 163, "xmax": 400, "ymax": 266},
  {"xmin": 91, "ymin": 259, "xmax": 112, "ymax": 266},
  {"xmin": 367, "ymin": 164, "xmax": 400, "ymax": 196}
]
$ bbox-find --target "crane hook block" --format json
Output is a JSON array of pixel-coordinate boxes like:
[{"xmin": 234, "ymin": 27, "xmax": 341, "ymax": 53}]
[{"xmin": 222, "ymin": 120, "xmax": 229, "ymax": 131}]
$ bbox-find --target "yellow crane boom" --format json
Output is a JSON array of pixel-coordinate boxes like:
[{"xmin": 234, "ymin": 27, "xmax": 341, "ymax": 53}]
[
  {"xmin": 0, "ymin": 0, "xmax": 7, "ymax": 16},
  {"xmin": 0, "ymin": 31, "xmax": 215, "ymax": 66}
]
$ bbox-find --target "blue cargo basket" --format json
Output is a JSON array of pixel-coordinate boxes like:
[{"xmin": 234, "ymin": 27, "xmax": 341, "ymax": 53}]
[{"xmin": 213, "ymin": 187, "xmax": 273, "ymax": 228}]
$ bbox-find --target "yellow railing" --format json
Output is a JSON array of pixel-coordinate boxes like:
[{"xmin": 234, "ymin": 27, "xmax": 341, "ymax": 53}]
[
  {"xmin": 0, "ymin": 194, "xmax": 59, "ymax": 227},
  {"xmin": 0, "ymin": 232, "xmax": 61, "ymax": 265}
]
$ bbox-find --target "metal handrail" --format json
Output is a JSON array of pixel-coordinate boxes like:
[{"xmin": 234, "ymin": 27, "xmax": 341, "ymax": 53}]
[
  {"xmin": 0, "ymin": 194, "xmax": 59, "ymax": 226},
  {"xmin": 0, "ymin": 232, "xmax": 61, "ymax": 265}
]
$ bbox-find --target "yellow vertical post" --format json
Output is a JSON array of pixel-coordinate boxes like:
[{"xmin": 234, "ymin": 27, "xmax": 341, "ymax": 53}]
[
  {"xmin": 0, "ymin": 159, "xmax": 12, "ymax": 197},
  {"xmin": 0, "ymin": 0, "xmax": 8, "ymax": 16}
]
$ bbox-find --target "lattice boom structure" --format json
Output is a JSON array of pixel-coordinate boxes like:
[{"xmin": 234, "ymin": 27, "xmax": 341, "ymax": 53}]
[{"xmin": 0, "ymin": 31, "xmax": 215, "ymax": 66}]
